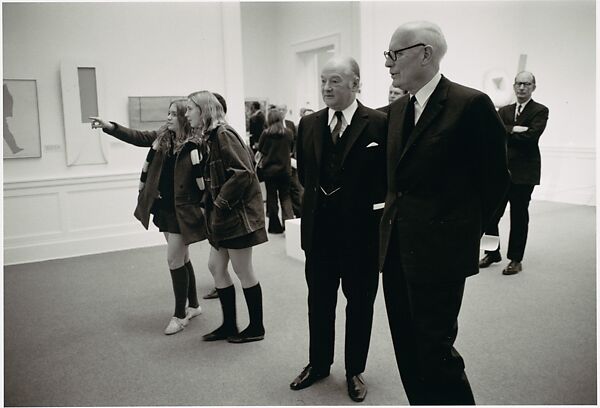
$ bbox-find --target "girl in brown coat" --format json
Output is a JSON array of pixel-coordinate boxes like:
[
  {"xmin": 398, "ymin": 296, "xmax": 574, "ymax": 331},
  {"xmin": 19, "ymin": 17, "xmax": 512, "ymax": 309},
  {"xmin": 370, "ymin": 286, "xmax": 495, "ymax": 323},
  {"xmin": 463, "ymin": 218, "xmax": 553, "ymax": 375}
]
[
  {"xmin": 186, "ymin": 91, "xmax": 267, "ymax": 343},
  {"xmin": 90, "ymin": 99, "xmax": 206, "ymax": 335}
]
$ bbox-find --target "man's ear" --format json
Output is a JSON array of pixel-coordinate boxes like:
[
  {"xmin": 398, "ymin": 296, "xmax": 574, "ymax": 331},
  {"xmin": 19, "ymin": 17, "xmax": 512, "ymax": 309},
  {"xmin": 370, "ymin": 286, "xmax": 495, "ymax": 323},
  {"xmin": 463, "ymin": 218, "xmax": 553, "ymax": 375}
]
[{"xmin": 421, "ymin": 45, "xmax": 433, "ymax": 65}]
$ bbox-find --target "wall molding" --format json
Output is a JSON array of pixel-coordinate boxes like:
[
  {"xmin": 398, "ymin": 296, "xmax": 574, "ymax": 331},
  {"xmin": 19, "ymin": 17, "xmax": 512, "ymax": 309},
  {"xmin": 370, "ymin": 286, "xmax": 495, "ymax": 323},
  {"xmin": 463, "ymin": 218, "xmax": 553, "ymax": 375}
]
[{"xmin": 4, "ymin": 172, "xmax": 164, "ymax": 265}]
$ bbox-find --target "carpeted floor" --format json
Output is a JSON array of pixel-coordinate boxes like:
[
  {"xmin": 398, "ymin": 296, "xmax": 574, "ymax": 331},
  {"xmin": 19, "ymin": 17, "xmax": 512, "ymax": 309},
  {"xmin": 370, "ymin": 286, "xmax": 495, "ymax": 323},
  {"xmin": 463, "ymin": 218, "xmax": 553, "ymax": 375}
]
[{"xmin": 3, "ymin": 200, "xmax": 596, "ymax": 406}]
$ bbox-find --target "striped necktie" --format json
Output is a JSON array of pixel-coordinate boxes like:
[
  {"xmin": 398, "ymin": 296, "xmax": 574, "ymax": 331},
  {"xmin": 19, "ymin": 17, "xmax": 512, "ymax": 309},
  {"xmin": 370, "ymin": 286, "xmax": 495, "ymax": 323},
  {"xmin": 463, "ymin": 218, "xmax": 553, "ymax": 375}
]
[{"xmin": 330, "ymin": 111, "xmax": 343, "ymax": 144}]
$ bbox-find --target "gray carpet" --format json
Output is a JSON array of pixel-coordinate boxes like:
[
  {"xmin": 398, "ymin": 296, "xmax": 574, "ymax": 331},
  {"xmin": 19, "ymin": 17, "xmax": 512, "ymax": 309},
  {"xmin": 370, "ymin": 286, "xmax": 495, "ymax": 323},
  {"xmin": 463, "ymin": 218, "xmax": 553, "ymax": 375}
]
[{"xmin": 4, "ymin": 200, "xmax": 596, "ymax": 406}]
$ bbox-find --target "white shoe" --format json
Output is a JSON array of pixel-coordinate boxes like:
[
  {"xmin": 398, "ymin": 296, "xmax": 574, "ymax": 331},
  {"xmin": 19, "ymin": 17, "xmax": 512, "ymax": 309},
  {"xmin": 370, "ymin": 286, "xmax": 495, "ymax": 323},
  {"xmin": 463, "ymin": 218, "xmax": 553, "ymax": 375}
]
[
  {"xmin": 164, "ymin": 317, "xmax": 187, "ymax": 335},
  {"xmin": 185, "ymin": 306, "xmax": 202, "ymax": 321}
]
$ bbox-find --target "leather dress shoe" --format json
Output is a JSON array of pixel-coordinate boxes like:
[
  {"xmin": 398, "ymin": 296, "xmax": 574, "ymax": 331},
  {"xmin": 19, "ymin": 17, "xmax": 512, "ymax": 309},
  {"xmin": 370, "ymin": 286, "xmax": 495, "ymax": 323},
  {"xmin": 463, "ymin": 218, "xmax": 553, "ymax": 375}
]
[
  {"xmin": 347, "ymin": 374, "xmax": 367, "ymax": 402},
  {"xmin": 479, "ymin": 253, "xmax": 501, "ymax": 268},
  {"xmin": 290, "ymin": 365, "xmax": 330, "ymax": 390},
  {"xmin": 502, "ymin": 260, "xmax": 522, "ymax": 275}
]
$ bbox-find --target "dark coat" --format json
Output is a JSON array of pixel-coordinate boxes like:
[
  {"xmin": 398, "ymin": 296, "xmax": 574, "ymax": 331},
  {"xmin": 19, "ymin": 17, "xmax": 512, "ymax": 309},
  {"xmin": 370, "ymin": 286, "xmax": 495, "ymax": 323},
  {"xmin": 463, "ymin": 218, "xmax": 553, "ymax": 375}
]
[
  {"xmin": 379, "ymin": 76, "xmax": 510, "ymax": 283},
  {"xmin": 498, "ymin": 100, "xmax": 549, "ymax": 185},
  {"xmin": 258, "ymin": 127, "xmax": 294, "ymax": 178},
  {"xmin": 103, "ymin": 123, "xmax": 207, "ymax": 245},
  {"xmin": 204, "ymin": 124, "xmax": 265, "ymax": 243},
  {"xmin": 248, "ymin": 110, "xmax": 266, "ymax": 149},
  {"xmin": 297, "ymin": 101, "xmax": 387, "ymax": 258}
]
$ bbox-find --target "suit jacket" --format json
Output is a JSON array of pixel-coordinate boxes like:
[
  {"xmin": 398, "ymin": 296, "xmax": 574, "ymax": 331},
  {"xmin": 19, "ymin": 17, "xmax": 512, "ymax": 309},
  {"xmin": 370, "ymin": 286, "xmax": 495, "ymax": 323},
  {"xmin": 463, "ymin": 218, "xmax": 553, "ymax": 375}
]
[
  {"xmin": 377, "ymin": 105, "xmax": 390, "ymax": 114},
  {"xmin": 248, "ymin": 111, "xmax": 266, "ymax": 148},
  {"xmin": 104, "ymin": 123, "xmax": 207, "ymax": 245},
  {"xmin": 498, "ymin": 100, "xmax": 548, "ymax": 185},
  {"xmin": 297, "ymin": 101, "xmax": 386, "ymax": 258},
  {"xmin": 379, "ymin": 76, "xmax": 510, "ymax": 283},
  {"xmin": 285, "ymin": 119, "xmax": 298, "ymax": 156}
]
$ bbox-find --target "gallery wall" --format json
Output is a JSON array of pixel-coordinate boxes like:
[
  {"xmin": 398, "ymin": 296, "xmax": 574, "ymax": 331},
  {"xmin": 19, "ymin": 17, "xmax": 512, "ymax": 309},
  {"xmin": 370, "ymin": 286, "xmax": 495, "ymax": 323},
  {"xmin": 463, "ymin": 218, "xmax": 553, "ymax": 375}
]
[
  {"xmin": 3, "ymin": 2, "xmax": 246, "ymax": 264},
  {"xmin": 242, "ymin": 1, "xmax": 595, "ymax": 205}
]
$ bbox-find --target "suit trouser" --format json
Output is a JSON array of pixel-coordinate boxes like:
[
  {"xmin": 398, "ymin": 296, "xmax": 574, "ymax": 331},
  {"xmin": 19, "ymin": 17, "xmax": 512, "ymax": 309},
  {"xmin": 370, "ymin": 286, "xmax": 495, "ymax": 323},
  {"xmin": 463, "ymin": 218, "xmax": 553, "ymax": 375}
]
[
  {"xmin": 305, "ymin": 194, "xmax": 379, "ymax": 376},
  {"xmin": 289, "ymin": 168, "xmax": 304, "ymax": 217},
  {"xmin": 382, "ymin": 224, "xmax": 475, "ymax": 405},
  {"xmin": 485, "ymin": 182, "xmax": 535, "ymax": 262}
]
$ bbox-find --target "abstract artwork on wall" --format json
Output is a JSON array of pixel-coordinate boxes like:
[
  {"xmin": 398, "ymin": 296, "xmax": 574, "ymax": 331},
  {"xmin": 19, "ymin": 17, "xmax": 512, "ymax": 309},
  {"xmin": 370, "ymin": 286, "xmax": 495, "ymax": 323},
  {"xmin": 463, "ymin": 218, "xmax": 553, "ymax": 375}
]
[
  {"xmin": 60, "ymin": 60, "xmax": 107, "ymax": 166},
  {"xmin": 128, "ymin": 96, "xmax": 184, "ymax": 131},
  {"xmin": 3, "ymin": 79, "xmax": 42, "ymax": 159}
]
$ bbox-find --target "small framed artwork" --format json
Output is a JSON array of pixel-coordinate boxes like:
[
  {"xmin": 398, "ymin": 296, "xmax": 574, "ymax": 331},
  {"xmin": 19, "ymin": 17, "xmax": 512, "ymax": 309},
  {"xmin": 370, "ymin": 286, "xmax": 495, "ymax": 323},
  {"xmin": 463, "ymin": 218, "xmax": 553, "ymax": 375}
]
[
  {"xmin": 128, "ymin": 96, "xmax": 184, "ymax": 131},
  {"xmin": 3, "ymin": 79, "xmax": 42, "ymax": 159}
]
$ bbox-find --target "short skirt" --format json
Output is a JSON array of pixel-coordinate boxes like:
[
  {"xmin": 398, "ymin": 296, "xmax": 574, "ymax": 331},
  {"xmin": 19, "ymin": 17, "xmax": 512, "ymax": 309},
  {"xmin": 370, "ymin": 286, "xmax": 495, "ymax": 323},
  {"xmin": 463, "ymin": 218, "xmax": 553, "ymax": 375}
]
[
  {"xmin": 152, "ymin": 208, "xmax": 181, "ymax": 234},
  {"xmin": 210, "ymin": 227, "xmax": 268, "ymax": 250}
]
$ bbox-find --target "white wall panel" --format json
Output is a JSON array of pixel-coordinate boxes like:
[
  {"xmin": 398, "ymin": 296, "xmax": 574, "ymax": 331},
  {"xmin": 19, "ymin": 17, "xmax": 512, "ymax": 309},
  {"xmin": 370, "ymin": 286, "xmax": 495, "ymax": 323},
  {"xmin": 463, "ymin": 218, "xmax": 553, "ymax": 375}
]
[{"xmin": 4, "ymin": 193, "xmax": 62, "ymax": 239}]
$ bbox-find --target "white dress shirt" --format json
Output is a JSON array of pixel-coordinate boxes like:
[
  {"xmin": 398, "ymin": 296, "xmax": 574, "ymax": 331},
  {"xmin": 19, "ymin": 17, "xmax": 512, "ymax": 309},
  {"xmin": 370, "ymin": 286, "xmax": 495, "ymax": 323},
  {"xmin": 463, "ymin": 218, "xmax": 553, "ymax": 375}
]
[
  {"xmin": 411, "ymin": 72, "xmax": 442, "ymax": 124},
  {"xmin": 328, "ymin": 99, "xmax": 358, "ymax": 139}
]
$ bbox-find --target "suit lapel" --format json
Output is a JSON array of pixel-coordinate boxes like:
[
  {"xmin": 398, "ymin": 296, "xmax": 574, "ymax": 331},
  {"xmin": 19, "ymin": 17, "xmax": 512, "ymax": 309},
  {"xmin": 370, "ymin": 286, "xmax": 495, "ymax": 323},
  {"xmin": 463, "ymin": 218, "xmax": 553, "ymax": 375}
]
[
  {"xmin": 339, "ymin": 102, "xmax": 368, "ymax": 166},
  {"xmin": 387, "ymin": 96, "xmax": 409, "ymax": 182},
  {"xmin": 398, "ymin": 77, "xmax": 449, "ymax": 161},
  {"xmin": 516, "ymin": 99, "xmax": 535, "ymax": 124},
  {"xmin": 312, "ymin": 108, "xmax": 328, "ymax": 169}
]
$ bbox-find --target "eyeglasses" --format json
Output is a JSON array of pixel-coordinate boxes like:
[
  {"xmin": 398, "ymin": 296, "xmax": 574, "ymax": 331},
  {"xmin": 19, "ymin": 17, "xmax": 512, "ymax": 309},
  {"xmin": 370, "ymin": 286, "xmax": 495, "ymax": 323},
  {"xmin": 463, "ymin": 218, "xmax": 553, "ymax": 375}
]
[
  {"xmin": 383, "ymin": 43, "xmax": 426, "ymax": 61},
  {"xmin": 514, "ymin": 82, "xmax": 533, "ymax": 87}
]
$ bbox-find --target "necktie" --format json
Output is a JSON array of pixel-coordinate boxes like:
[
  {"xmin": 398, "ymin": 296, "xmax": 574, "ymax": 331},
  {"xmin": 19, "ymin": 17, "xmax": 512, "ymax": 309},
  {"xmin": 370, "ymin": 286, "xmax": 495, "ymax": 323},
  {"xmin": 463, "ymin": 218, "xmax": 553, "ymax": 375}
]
[
  {"xmin": 330, "ymin": 111, "xmax": 343, "ymax": 144},
  {"xmin": 515, "ymin": 104, "xmax": 522, "ymax": 121},
  {"xmin": 401, "ymin": 96, "xmax": 417, "ymax": 149}
]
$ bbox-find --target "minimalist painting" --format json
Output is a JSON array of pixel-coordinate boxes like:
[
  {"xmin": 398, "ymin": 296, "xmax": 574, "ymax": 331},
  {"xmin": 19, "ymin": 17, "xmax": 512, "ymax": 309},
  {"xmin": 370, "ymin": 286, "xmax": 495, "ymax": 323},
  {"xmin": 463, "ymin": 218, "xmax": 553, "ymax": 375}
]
[
  {"xmin": 3, "ymin": 79, "xmax": 42, "ymax": 159},
  {"xmin": 129, "ymin": 96, "xmax": 184, "ymax": 131},
  {"xmin": 60, "ymin": 60, "xmax": 108, "ymax": 166}
]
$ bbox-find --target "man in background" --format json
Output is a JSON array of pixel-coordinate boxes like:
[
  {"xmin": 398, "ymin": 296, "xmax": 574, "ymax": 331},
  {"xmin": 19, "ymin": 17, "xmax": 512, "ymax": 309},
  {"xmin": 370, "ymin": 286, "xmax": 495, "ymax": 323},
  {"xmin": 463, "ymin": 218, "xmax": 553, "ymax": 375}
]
[
  {"xmin": 479, "ymin": 71, "xmax": 549, "ymax": 275},
  {"xmin": 378, "ymin": 83, "xmax": 408, "ymax": 113},
  {"xmin": 248, "ymin": 101, "xmax": 266, "ymax": 153}
]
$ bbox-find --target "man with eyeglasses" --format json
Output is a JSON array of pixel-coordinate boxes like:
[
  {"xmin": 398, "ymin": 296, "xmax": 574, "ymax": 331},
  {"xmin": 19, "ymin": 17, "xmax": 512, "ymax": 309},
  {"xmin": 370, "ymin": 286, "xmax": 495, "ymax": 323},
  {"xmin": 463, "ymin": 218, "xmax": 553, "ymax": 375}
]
[
  {"xmin": 379, "ymin": 21, "xmax": 509, "ymax": 405},
  {"xmin": 479, "ymin": 71, "xmax": 549, "ymax": 275}
]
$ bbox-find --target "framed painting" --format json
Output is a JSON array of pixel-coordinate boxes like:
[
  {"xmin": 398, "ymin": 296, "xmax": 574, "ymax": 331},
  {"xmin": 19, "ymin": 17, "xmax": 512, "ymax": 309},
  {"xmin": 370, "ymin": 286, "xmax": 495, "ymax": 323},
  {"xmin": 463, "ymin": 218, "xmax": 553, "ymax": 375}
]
[
  {"xmin": 3, "ymin": 79, "xmax": 42, "ymax": 159},
  {"xmin": 128, "ymin": 96, "xmax": 184, "ymax": 131}
]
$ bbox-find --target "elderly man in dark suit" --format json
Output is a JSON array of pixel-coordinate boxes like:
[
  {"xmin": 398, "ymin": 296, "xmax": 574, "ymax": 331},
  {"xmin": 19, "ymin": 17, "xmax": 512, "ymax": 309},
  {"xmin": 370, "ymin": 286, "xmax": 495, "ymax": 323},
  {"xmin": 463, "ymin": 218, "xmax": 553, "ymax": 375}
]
[
  {"xmin": 380, "ymin": 21, "xmax": 510, "ymax": 405},
  {"xmin": 479, "ymin": 71, "xmax": 549, "ymax": 275},
  {"xmin": 290, "ymin": 56, "xmax": 386, "ymax": 403}
]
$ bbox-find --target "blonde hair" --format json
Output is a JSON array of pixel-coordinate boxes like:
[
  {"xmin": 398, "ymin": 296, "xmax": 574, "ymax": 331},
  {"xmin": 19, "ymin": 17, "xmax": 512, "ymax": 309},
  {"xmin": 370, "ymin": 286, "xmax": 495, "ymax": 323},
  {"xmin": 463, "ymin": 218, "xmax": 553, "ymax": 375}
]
[{"xmin": 187, "ymin": 90, "xmax": 227, "ymax": 134}]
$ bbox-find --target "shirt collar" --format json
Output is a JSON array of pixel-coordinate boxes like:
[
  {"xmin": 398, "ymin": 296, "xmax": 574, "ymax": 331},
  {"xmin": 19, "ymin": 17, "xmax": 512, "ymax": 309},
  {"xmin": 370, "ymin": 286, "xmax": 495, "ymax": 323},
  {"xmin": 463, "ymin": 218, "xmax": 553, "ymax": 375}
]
[
  {"xmin": 517, "ymin": 98, "xmax": 532, "ymax": 109},
  {"xmin": 413, "ymin": 72, "xmax": 442, "ymax": 107},
  {"xmin": 328, "ymin": 99, "xmax": 358, "ymax": 126}
]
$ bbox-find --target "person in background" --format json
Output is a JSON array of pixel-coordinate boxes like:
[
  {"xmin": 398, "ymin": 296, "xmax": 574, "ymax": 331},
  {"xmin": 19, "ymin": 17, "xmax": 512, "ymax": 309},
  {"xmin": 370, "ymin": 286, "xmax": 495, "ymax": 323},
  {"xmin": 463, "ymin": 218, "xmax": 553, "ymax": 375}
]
[
  {"xmin": 277, "ymin": 104, "xmax": 304, "ymax": 218},
  {"xmin": 377, "ymin": 83, "xmax": 408, "ymax": 113},
  {"xmin": 258, "ymin": 108, "xmax": 294, "ymax": 233},
  {"xmin": 248, "ymin": 101, "xmax": 266, "ymax": 153},
  {"xmin": 186, "ymin": 90, "xmax": 267, "ymax": 344},
  {"xmin": 380, "ymin": 21, "xmax": 509, "ymax": 404},
  {"xmin": 290, "ymin": 56, "xmax": 386, "ymax": 403},
  {"xmin": 479, "ymin": 71, "xmax": 549, "ymax": 275},
  {"xmin": 90, "ymin": 99, "xmax": 205, "ymax": 336}
]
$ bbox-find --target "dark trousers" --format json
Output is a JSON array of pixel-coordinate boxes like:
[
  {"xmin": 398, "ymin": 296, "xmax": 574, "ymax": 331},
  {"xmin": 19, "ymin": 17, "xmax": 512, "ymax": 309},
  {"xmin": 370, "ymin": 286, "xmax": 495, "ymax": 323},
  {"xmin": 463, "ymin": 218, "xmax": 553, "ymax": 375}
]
[
  {"xmin": 264, "ymin": 172, "xmax": 293, "ymax": 232},
  {"xmin": 289, "ymin": 168, "xmax": 304, "ymax": 218},
  {"xmin": 382, "ymin": 224, "xmax": 475, "ymax": 405},
  {"xmin": 305, "ymin": 193, "xmax": 379, "ymax": 376},
  {"xmin": 485, "ymin": 183, "xmax": 535, "ymax": 262}
]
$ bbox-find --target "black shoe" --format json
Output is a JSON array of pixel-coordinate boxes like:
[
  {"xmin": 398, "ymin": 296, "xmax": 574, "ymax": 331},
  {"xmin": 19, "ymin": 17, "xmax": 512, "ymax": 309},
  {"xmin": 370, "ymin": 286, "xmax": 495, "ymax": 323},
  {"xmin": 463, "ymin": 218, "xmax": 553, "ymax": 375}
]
[
  {"xmin": 290, "ymin": 365, "xmax": 330, "ymax": 390},
  {"xmin": 502, "ymin": 260, "xmax": 522, "ymax": 275},
  {"xmin": 479, "ymin": 253, "xmax": 501, "ymax": 268},
  {"xmin": 203, "ymin": 288, "xmax": 219, "ymax": 299},
  {"xmin": 202, "ymin": 325, "xmax": 238, "ymax": 342},
  {"xmin": 347, "ymin": 374, "xmax": 367, "ymax": 402},
  {"xmin": 227, "ymin": 327, "xmax": 265, "ymax": 343}
]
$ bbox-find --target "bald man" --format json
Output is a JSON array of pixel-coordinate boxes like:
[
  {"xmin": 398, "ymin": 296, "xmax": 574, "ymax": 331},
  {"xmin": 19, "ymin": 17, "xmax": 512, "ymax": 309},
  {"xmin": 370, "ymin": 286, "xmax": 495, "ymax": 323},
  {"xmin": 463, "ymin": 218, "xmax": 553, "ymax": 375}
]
[
  {"xmin": 380, "ymin": 21, "xmax": 509, "ymax": 404},
  {"xmin": 290, "ymin": 56, "xmax": 386, "ymax": 403}
]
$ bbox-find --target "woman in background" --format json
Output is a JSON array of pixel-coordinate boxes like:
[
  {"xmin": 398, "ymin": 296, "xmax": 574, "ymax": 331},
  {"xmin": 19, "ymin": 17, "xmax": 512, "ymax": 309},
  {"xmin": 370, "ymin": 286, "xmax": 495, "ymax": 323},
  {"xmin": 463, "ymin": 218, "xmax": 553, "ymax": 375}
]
[
  {"xmin": 186, "ymin": 90, "xmax": 267, "ymax": 344},
  {"xmin": 90, "ymin": 99, "xmax": 205, "ymax": 335},
  {"xmin": 258, "ymin": 108, "xmax": 294, "ymax": 233}
]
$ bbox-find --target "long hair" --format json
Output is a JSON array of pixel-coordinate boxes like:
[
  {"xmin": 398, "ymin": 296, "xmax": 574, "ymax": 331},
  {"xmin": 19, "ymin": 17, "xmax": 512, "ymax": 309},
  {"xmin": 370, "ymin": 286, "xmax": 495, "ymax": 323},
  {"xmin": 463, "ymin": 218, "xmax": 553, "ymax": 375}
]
[
  {"xmin": 187, "ymin": 90, "xmax": 227, "ymax": 134},
  {"xmin": 266, "ymin": 108, "xmax": 286, "ymax": 134},
  {"xmin": 155, "ymin": 98, "xmax": 196, "ymax": 153}
]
